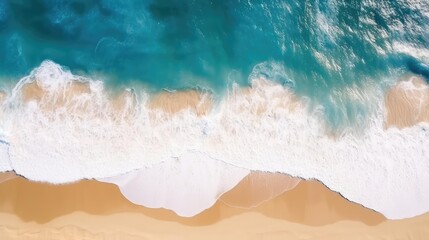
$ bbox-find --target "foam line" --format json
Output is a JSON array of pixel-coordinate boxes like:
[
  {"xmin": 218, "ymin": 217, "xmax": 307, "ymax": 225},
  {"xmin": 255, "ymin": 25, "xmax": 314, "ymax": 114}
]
[{"xmin": 0, "ymin": 141, "xmax": 11, "ymax": 172}]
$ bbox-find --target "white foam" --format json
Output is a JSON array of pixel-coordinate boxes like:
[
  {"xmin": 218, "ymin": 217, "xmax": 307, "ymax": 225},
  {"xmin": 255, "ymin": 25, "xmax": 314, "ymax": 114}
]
[
  {"xmin": 1, "ymin": 61, "xmax": 429, "ymax": 219},
  {"xmin": 99, "ymin": 152, "xmax": 249, "ymax": 217},
  {"xmin": 392, "ymin": 42, "xmax": 429, "ymax": 63},
  {"xmin": 0, "ymin": 140, "xmax": 11, "ymax": 172}
]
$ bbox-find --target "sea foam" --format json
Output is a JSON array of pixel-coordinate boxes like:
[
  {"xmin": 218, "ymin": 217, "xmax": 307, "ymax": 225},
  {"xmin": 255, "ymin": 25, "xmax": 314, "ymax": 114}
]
[
  {"xmin": 0, "ymin": 61, "xmax": 429, "ymax": 219},
  {"xmin": 0, "ymin": 141, "xmax": 10, "ymax": 172},
  {"xmin": 99, "ymin": 152, "xmax": 249, "ymax": 217}
]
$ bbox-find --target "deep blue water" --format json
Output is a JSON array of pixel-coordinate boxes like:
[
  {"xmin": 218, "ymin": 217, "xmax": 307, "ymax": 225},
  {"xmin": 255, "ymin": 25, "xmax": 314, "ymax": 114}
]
[{"xmin": 0, "ymin": 0, "xmax": 428, "ymax": 127}]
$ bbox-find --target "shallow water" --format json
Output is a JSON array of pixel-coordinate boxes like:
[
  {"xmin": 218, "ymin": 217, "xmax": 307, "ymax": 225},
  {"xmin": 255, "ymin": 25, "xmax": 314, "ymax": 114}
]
[{"xmin": 1, "ymin": 1, "xmax": 428, "ymax": 127}]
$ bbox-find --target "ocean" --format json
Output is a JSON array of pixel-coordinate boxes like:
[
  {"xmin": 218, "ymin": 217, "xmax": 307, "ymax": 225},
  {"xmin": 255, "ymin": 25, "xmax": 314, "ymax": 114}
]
[{"xmin": 1, "ymin": 0, "xmax": 428, "ymax": 126}]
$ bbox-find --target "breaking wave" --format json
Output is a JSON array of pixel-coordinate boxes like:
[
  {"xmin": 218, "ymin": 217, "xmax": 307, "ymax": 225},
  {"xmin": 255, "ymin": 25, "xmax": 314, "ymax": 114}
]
[{"xmin": 0, "ymin": 61, "xmax": 428, "ymax": 219}]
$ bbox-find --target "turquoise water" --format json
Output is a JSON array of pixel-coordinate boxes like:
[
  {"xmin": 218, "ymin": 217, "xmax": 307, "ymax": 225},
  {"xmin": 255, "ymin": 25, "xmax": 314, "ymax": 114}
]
[{"xmin": 0, "ymin": 0, "xmax": 428, "ymax": 127}]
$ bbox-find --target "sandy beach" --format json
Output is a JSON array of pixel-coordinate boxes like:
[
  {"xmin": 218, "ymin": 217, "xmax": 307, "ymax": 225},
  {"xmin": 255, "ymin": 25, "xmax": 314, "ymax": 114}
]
[
  {"xmin": 0, "ymin": 172, "xmax": 16, "ymax": 184},
  {"xmin": 0, "ymin": 175, "xmax": 384, "ymax": 239},
  {"xmin": 0, "ymin": 175, "xmax": 428, "ymax": 240}
]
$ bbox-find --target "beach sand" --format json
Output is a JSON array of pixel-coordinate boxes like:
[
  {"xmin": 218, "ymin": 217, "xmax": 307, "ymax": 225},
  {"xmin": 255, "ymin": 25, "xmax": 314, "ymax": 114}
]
[
  {"xmin": 0, "ymin": 172, "xmax": 17, "ymax": 184},
  {"xmin": 1, "ymin": 76, "xmax": 429, "ymax": 239},
  {"xmin": 1, "ymin": 176, "xmax": 428, "ymax": 240},
  {"xmin": 219, "ymin": 171, "xmax": 301, "ymax": 209},
  {"xmin": 0, "ymin": 176, "xmax": 395, "ymax": 240}
]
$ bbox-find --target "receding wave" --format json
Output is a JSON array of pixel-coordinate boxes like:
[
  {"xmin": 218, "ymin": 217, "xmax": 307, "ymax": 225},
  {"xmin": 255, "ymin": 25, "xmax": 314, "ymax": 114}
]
[
  {"xmin": 219, "ymin": 171, "xmax": 301, "ymax": 209},
  {"xmin": 99, "ymin": 152, "xmax": 249, "ymax": 217},
  {"xmin": 0, "ymin": 61, "xmax": 429, "ymax": 220}
]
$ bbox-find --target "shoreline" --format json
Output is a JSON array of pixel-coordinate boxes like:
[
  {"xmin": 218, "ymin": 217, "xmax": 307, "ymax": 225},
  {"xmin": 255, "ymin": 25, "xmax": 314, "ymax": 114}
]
[
  {"xmin": 1, "ymin": 67, "xmax": 429, "ymax": 239},
  {"xmin": 0, "ymin": 66, "xmax": 429, "ymax": 226},
  {"xmin": 0, "ymin": 175, "xmax": 389, "ymax": 238},
  {"xmin": 3, "ymin": 176, "xmax": 429, "ymax": 240}
]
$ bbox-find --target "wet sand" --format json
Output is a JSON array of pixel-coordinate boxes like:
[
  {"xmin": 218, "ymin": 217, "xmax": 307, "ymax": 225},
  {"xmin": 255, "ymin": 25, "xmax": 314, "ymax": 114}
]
[
  {"xmin": 219, "ymin": 171, "xmax": 301, "ymax": 209},
  {"xmin": 0, "ymin": 172, "xmax": 17, "ymax": 184},
  {"xmin": 0, "ymin": 176, "xmax": 392, "ymax": 239}
]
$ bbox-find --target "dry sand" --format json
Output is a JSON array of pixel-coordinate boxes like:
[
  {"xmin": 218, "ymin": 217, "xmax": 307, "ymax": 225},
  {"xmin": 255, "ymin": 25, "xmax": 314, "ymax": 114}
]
[{"xmin": 1, "ymin": 211, "xmax": 428, "ymax": 240}]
